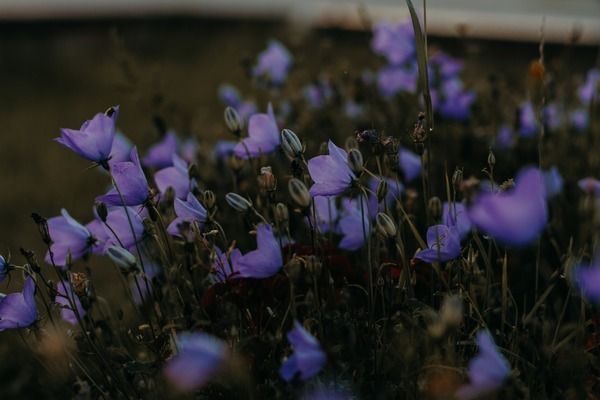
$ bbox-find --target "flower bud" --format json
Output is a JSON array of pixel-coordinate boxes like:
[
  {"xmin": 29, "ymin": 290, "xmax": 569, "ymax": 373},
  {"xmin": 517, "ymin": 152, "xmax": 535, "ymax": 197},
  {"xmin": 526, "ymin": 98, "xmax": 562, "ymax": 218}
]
[
  {"xmin": 376, "ymin": 179, "xmax": 388, "ymax": 203},
  {"xmin": 274, "ymin": 203, "xmax": 289, "ymax": 223},
  {"xmin": 31, "ymin": 212, "xmax": 51, "ymax": 245},
  {"xmin": 106, "ymin": 246, "xmax": 138, "ymax": 270},
  {"xmin": 202, "ymin": 190, "xmax": 216, "ymax": 210},
  {"xmin": 428, "ymin": 196, "xmax": 442, "ymax": 220},
  {"xmin": 258, "ymin": 166, "xmax": 277, "ymax": 192},
  {"xmin": 347, "ymin": 148, "xmax": 364, "ymax": 174},
  {"xmin": 288, "ymin": 178, "xmax": 311, "ymax": 208},
  {"xmin": 104, "ymin": 106, "xmax": 118, "ymax": 117},
  {"xmin": 376, "ymin": 212, "xmax": 397, "ymax": 238},
  {"xmin": 487, "ymin": 148, "xmax": 496, "ymax": 167},
  {"xmin": 281, "ymin": 129, "xmax": 303, "ymax": 159},
  {"xmin": 95, "ymin": 202, "xmax": 108, "ymax": 223},
  {"xmin": 225, "ymin": 192, "xmax": 252, "ymax": 212},
  {"xmin": 224, "ymin": 106, "xmax": 243, "ymax": 136}
]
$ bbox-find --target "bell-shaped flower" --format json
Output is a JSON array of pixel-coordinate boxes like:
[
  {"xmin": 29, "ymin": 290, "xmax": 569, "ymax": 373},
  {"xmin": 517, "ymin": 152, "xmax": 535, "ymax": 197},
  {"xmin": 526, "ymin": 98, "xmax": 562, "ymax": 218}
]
[
  {"xmin": 442, "ymin": 202, "xmax": 472, "ymax": 240},
  {"xmin": 578, "ymin": 177, "xmax": 600, "ymax": 197},
  {"xmin": 338, "ymin": 196, "xmax": 372, "ymax": 251},
  {"xmin": 155, "ymin": 154, "xmax": 191, "ymax": 200},
  {"xmin": 308, "ymin": 140, "xmax": 356, "ymax": 197},
  {"xmin": 570, "ymin": 108, "xmax": 590, "ymax": 132},
  {"xmin": 573, "ymin": 252, "xmax": 600, "ymax": 304},
  {"xmin": 55, "ymin": 106, "xmax": 119, "ymax": 165},
  {"xmin": 518, "ymin": 101, "xmax": 538, "ymax": 137},
  {"xmin": 309, "ymin": 196, "xmax": 338, "ymax": 234},
  {"xmin": 542, "ymin": 166, "xmax": 563, "ymax": 198},
  {"xmin": 103, "ymin": 207, "xmax": 145, "ymax": 250},
  {"xmin": 495, "ymin": 125, "xmax": 515, "ymax": 150},
  {"xmin": 429, "ymin": 51, "xmax": 464, "ymax": 79},
  {"xmin": 398, "ymin": 147, "xmax": 421, "ymax": 182},
  {"xmin": 253, "ymin": 40, "xmax": 293, "ymax": 85},
  {"xmin": 45, "ymin": 209, "xmax": 97, "ymax": 267},
  {"xmin": 371, "ymin": 20, "xmax": 415, "ymax": 65},
  {"xmin": 55, "ymin": 280, "xmax": 85, "ymax": 325},
  {"xmin": 164, "ymin": 332, "xmax": 228, "ymax": 392},
  {"xmin": 108, "ymin": 132, "xmax": 133, "ymax": 168},
  {"xmin": 211, "ymin": 246, "xmax": 242, "ymax": 282},
  {"xmin": 97, "ymin": 147, "xmax": 150, "ymax": 207},
  {"xmin": 280, "ymin": 321, "xmax": 326, "ymax": 382},
  {"xmin": 468, "ymin": 167, "xmax": 548, "ymax": 246},
  {"xmin": 377, "ymin": 65, "xmax": 418, "ymax": 97},
  {"xmin": 0, "ymin": 276, "xmax": 38, "ymax": 331},
  {"xmin": 437, "ymin": 78, "xmax": 476, "ymax": 121},
  {"xmin": 233, "ymin": 103, "xmax": 279, "ymax": 159},
  {"xmin": 415, "ymin": 224, "xmax": 461, "ymax": 263},
  {"xmin": 456, "ymin": 331, "xmax": 510, "ymax": 399},
  {"xmin": 236, "ymin": 224, "xmax": 283, "ymax": 279},
  {"xmin": 143, "ymin": 132, "xmax": 179, "ymax": 168},
  {"xmin": 167, "ymin": 193, "xmax": 207, "ymax": 238}
]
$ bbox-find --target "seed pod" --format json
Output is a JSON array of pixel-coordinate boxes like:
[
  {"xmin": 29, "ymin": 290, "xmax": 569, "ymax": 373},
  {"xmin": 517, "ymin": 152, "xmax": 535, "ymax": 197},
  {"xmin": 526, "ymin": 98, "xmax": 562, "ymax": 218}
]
[
  {"xmin": 487, "ymin": 148, "xmax": 496, "ymax": 167},
  {"xmin": 274, "ymin": 203, "xmax": 289, "ymax": 223},
  {"xmin": 224, "ymin": 106, "xmax": 243, "ymax": 136},
  {"xmin": 288, "ymin": 178, "xmax": 311, "ymax": 208},
  {"xmin": 347, "ymin": 148, "xmax": 364, "ymax": 174},
  {"xmin": 226, "ymin": 192, "xmax": 252, "ymax": 212},
  {"xmin": 376, "ymin": 179, "xmax": 388, "ymax": 203},
  {"xmin": 281, "ymin": 129, "xmax": 303, "ymax": 159},
  {"xmin": 376, "ymin": 212, "xmax": 397, "ymax": 238},
  {"xmin": 106, "ymin": 246, "xmax": 138, "ymax": 270},
  {"xmin": 258, "ymin": 166, "xmax": 277, "ymax": 192},
  {"xmin": 31, "ymin": 213, "xmax": 51, "ymax": 245},
  {"xmin": 104, "ymin": 106, "xmax": 118, "ymax": 117},
  {"xmin": 428, "ymin": 196, "xmax": 442, "ymax": 220},
  {"xmin": 202, "ymin": 190, "xmax": 216, "ymax": 210},
  {"xmin": 95, "ymin": 202, "xmax": 108, "ymax": 223}
]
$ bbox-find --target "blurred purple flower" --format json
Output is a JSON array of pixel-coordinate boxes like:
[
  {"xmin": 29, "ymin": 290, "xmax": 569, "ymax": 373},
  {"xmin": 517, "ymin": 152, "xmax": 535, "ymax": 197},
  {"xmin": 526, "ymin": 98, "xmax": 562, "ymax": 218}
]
[
  {"xmin": 310, "ymin": 196, "xmax": 339, "ymax": 234},
  {"xmin": 97, "ymin": 147, "xmax": 150, "ymax": 207},
  {"xmin": 218, "ymin": 83, "xmax": 242, "ymax": 108},
  {"xmin": 338, "ymin": 196, "xmax": 371, "ymax": 251},
  {"xmin": 468, "ymin": 167, "xmax": 547, "ymax": 246},
  {"xmin": 570, "ymin": 108, "xmax": 589, "ymax": 131},
  {"xmin": 437, "ymin": 78, "xmax": 475, "ymax": 121},
  {"xmin": 573, "ymin": 252, "xmax": 600, "ymax": 303},
  {"xmin": 103, "ymin": 207, "xmax": 145, "ymax": 250},
  {"xmin": 253, "ymin": 40, "xmax": 293, "ymax": 86},
  {"xmin": 45, "ymin": 209, "xmax": 97, "ymax": 267},
  {"xmin": 280, "ymin": 321, "xmax": 326, "ymax": 382},
  {"xmin": 213, "ymin": 140, "xmax": 238, "ymax": 161},
  {"xmin": 308, "ymin": 140, "xmax": 356, "ymax": 196},
  {"xmin": 233, "ymin": 103, "xmax": 280, "ymax": 159},
  {"xmin": 442, "ymin": 202, "xmax": 472, "ymax": 240},
  {"xmin": 518, "ymin": 101, "xmax": 538, "ymax": 137},
  {"xmin": 303, "ymin": 82, "xmax": 331, "ymax": 109},
  {"xmin": 578, "ymin": 177, "xmax": 600, "ymax": 197},
  {"xmin": 167, "ymin": 193, "xmax": 207, "ymax": 238},
  {"xmin": 429, "ymin": 51, "xmax": 464, "ymax": 79},
  {"xmin": 55, "ymin": 280, "xmax": 85, "ymax": 325},
  {"xmin": 180, "ymin": 138, "xmax": 198, "ymax": 164},
  {"xmin": 344, "ymin": 100, "xmax": 364, "ymax": 119},
  {"xmin": 143, "ymin": 132, "xmax": 179, "ymax": 168},
  {"xmin": 56, "ymin": 106, "xmax": 119, "ymax": 166},
  {"xmin": 371, "ymin": 20, "xmax": 415, "ymax": 65},
  {"xmin": 542, "ymin": 166, "xmax": 563, "ymax": 198},
  {"xmin": 578, "ymin": 68, "xmax": 600, "ymax": 105},
  {"xmin": 107, "ymin": 131, "xmax": 133, "ymax": 170},
  {"xmin": 131, "ymin": 258, "xmax": 161, "ymax": 305},
  {"xmin": 236, "ymin": 224, "xmax": 283, "ymax": 279},
  {"xmin": 456, "ymin": 331, "xmax": 510, "ymax": 400},
  {"xmin": 0, "ymin": 276, "xmax": 37, "ymax": 331},
  {"xmin": 495, "ymin": 125, "xmax": 515, "ymax": 150},
  {"xmin": 369, "ymin": 177, "xmax": 403, "ymax": 210},
  {"xmin": 155, "ymin": 154, "xmax": 190, "ymax": 200},
  {"xmin": 415, "ymin": 225, "xmax": 461, "ymax": 263},
  {"xmin": 164, "ymin": 332, "xmax": 227, "ymax": 392},
  {"xmin": 377, "ymin": 65, "xmax": 418, "ymax": 97},
  {"xmin": 398, "ymin": 147, "xmax": 422, "ymax": 182},
  {"xmin": 543, "ymin": 103, "xmax": 562, "ymax": 131}
]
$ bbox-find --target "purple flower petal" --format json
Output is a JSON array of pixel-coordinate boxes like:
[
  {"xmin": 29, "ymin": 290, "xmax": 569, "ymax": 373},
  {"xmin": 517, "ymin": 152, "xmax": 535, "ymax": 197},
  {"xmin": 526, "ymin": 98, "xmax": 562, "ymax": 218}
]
[
  {"xmin": 415, "ymin": 224, "xmax": 461, "ymax": 263},
  {"xmin": 398, "ymin": 147, "xmax": 422, "ymax": 182},
  {"xmin": 253, "ymin": 40, "xmax": 293, "ymax": 85},
  {"xmin": 0, "ymin": 276, "xmax": 38, "ymax": 331},
  {"xmin": 233, "ymin": 103, "xmax": 280, "ymax": 159},
  {"xmin": 578, "ymin": 177, "xmax": 600, "ymax": 197},
  {"xmin": 279, "ymin": 321, "xmax": 326, "ymax": 382},
  {"xmin": 442, "ymin": 203, "xmax": 472, "ymax": 240},
  {"xmin": 143, "ymin": 132, "xmax": 179, "ymax": 168},
  {"xmin": 308, "ymin": 141, "xmax": 356, "ymax": 197},
  {"xmin": 45, "ymin": 209, "xmax": 93, "ymax": 267},
  {"xmin": 236, "ymin": 224, "xmax": 283, "ymax": 279},
  {"xmin": 155, "ymin": 154, "xmax": 190, "ymax": 200},
  {"xmin": 55, "ymin": 280, "xmax": 86, "ymax": 325}
]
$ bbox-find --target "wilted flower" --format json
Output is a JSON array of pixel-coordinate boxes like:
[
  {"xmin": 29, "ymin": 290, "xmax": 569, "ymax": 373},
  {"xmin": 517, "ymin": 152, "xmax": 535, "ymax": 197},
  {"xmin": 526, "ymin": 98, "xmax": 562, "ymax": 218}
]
[
  {"xmin": 142, "ymin": 132, "xmax": 179, "ymax": 168},
  {"xmin": 224, "ymin": 106, "xmax": 244, "ymax": 136},
  {"xmin": 97, "ymin": 147, "xmax": 150, "ymax": 207},
  {"xmin": 578, "ymin": 177, "xmax": 600, "ymax": 197},
  {"xmin": 280, "ymin": 321, "xmax": 326, "ymax": 382},
  {"xmin": 456, "ymin": 331, "xmax": 510, "ymax": 399},
  {"xmin": 371, "ymin": 20, "xmax": 415, "ymax": 65},
  {"xmin": 233, "ymin": 103, "xmax": 280, "ymax": 159},
  {"xmin": 542, "ymin": 166, "xmax": 563, "ymax": 198},
  {"xmin": 55, "ymin": 280, "xmax": 85, "ymax": 325},
  {"xmin": 573, "ymin": 252, "xmax": 600, "ymax": 303},
  {"xmin": 164, "ymin": 332, "xmax": 228, "ymax": 392},
  {"xmin": 45, "ymin": 209, "xmax": 99, "ymax": 267},
  {"xmin": 154, "ymin": 154, "xmax": 191, "ymax": 200},
  {"xmin": 253, "ymin": 40, "xmax": 293, "ymax": 85},
  {"xmin": 167, "ymin": 193, "xmax": 208, "ymax": 238},
  {"xmin": 236, "ymin": 224, "xmax": 283, "ymax": 278},
  {"xmin": 0, "ymin": 276, "xmax": 37, "ymax": 331},
  {"xmin": 442, "ymin": 202, "xmax": 472, "ymax": 240},
  {"xmin": 415, "ymin": 225, "xmax": 461, "ymax": 263},
  {"xmin": 308, "ymin": 140, "xmax": 356, "ymax": 196},
  {"xmin": 375, "ymin": 212, "xmax": 397, "ymax": 238},
  {"xmin": 468, "ymin": 167, "xmax": 547, "ymax": 246},
  {"xmin": 225, "ymin": 192, "xmax": 252, "ymax": 212},
  {"xmin": 398, "ymin": 147, "xmax": 422, "ymax": 182}
]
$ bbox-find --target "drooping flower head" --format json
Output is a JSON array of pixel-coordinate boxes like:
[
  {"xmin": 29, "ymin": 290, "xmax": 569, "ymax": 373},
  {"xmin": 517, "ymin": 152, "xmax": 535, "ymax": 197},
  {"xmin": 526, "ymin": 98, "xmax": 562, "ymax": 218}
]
[
  {"xmin": 55, "ymin": 280, "xmax": 86, "ymax": 325},
  {"xmin": 0, "ymin": 276, "xmax": 38, "ymax": 331},
  {"xmin": 97, "ymin": 147, "xmax": 150, "ymax": 207},
  {"xmin": 308, "ymin": 140, "xmax": 356, "ymax": 197},
  {"xmin": 371, "ymin": 20, "xmax": 415, "ymax": 65},
  {"xmin": 442, "ymin": 202, "xmax": 472, "ymax": 240},
  {"xmin": 253, "ymin": 40, "xmax": 293, "ymax": 86},
  {"xmin": 573, "ymin": 252, "xmax": 600, "ymax": 304},
  {"xmin": 45, "ymin": 209, "xmax": 98, "ymax": 267},
  {"xmin": 143, "ymin": 132, "xmax": 179, "ymax": 169},
  {"xmin": 155, "ymin": 154, "xmax": 191, "ymax": 200},
  {"xmin": 236, "ymin": 223, "xmax": 283, "ymax": 279},
  {"xmin": 456, "ymin": 331, "xmax": 510, "ymax": 399},
  {"xmin": 167, "ymin": 193, "xmax": 208, "ymax": 239},
  {"xmin": 164, "ymin": 332, "xmax": 228, "ymax": 392},
  {"xmin": 414, "ymin": 224, "xmax": 461, "ymax": 263},
  {"xmin": 56, "ymin": 106, "xmax": 119, "ymax": 166},
  {"xmin": 468, "ymin": 167, "xmax": 548, "ymax": 246},
  {"xmin": 280, "ymin": 321, "xmax": 326, "ymax": 382},
  {"xmin": 233, "ymin": 103, "xmax": 280, "ymax": 159}
]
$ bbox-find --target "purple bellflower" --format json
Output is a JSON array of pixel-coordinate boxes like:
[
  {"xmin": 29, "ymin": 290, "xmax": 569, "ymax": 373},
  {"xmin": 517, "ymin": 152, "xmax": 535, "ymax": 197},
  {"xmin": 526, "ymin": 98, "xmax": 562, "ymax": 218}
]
[
  {"xmin": 542, "ymin": 166, "xmax": 563, "ymax": 198},
  {"xmin": 570, "ymin": 108, "xmax": 590, "ymax": 132},
  {"xmin": 437, "ymin": 78, "xmax": 476, "ymax": 121},
  {"xmin": 371, "ymin": 20, "xmax": 415, "ymax": 65},
  {"xmin": 578, "ymin": 177, "xmax": 600, "ymax": 197},
  {"xmin": 55, "ymin": 280, "xmax": 86, "ymax": 325},
  {"xmin": 377, "ymin": 65, "xmax": 418, "ymax": 97},
  {"xmin": 0, "ymin": 276, "xmax": 37, "ymax": 331},
  {"xmin": 398, "ymin": 147, "xmax": 422, "ymax": 182},
  {"xmin": 442, "ymin": 202, "xmax": 472, "ymax": 240},
  {"xmin": 97, "ymin": 147, "xmax": 150, "ymax": 207},
  {"xmin": 578, "ymin": 68, "xmax": 600, "ymax": 105},
  {"xmin": 468, "ymin": 167, "xmax": 548, "ymax": 246},
  {"xmin": 280, "ymin": 321, "xmax": 326, "ymax": 382},
  {"xmin": 495, "ymin": 125, "xmax": 515, "ymax": 150},
  {"xmin": 164, "ymin": 332, "xmax": 228, "ymax": 392},
  {"xmin": 369, "ymin": 177, "xmax": 403, "ymax": 211},
  {"xmin": 108, "ymin": 132, "xmax": 133, "ymax": 168},
  {"xmin": 45, "ymin": 209, "xmax": 99, "ymax": 267},
  {"xmin": 518, "ymin": 101, "xmax": 538, "ymax": 137},
  {"xmin": 253, "ymin": 40, "xmax": 293, "ymax": 86},
  {"xmin": 429, "ymin": 51, "xmax": 463, "ymax": 79},
  {"xmin": 213, "ymin": 140, "xmax": 238, "ymax": 161},
  {"xmin": 236, "ymin": 224, "xmax": 283, "ymax": 279},
  {"xmin": 414, "ymin": 224, "xmax": 461, "ymax": 263},
  {"xmin": 142, "ymin": 132, "xmax": 179, "ymax": 168},
  {"xmin": 456, "ymin": 330, "xmax": 510, "ymax": 400},
  {"xmin": 103, "ymin": 207, "xmax": 145, "ymax": 250},
  {"xmin": 573, "ymin": 252, "xmax": 600, "ymax": 303},
  {"xmin": 55, "ymin": 106, "xmax": 119, "ymax": 167},
  {"xmin": 309, "ymin": 196, "xmax": 339, "ymax": 234},
  {"xmin": 543, "ymin": 103, "xmax": 562, "ymax": 131},
  {"xmin": 155, "ymin": 154, "xmax": 191, "ymax": 200},
  {"xmin": 218, "ymin": 83, "xmax": 242, "ymax": 108},
  {"xmin": 212, "ymin": 247, "xmax": 242, "ymax": 283},
  {"xmin": 308, "ymin": 140, "xmax": 356, "ymax": 196},
  {"xmin": 338, "ymin": 196, "xmax": 372, "ymax": 251},
  {"xmin": 233, "ymin": 103, "xmax": 280, "ymax": 159},
  {"xmin": 167, "ymin": 193, "xmax": 208, "ymax": 238}
]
